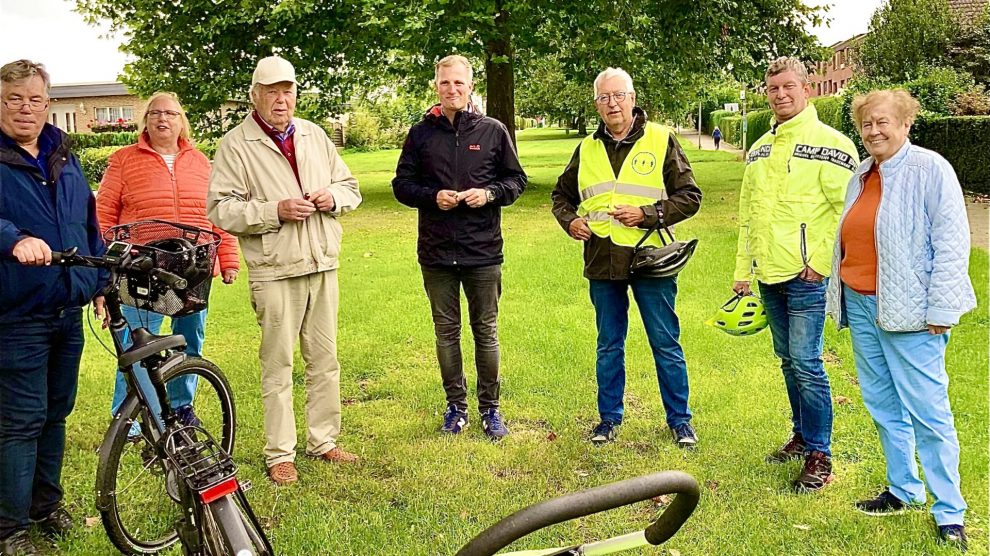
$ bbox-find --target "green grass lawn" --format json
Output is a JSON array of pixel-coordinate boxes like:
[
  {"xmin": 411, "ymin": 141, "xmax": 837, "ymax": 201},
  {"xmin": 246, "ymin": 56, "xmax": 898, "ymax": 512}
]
[{"xmin": 57, "ymin": 127, "xmax": 987, "ymax": 555}]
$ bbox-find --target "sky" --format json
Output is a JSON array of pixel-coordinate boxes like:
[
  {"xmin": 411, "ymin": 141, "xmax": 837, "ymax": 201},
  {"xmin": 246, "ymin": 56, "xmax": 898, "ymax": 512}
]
[{"xmin": 0, "ymin": 0, "xmax": 886, "ymax": 85}]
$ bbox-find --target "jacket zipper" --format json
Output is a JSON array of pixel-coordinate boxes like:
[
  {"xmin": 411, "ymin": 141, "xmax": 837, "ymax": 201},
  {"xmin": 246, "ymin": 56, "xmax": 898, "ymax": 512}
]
[
  {"xmin": 800, "ymin": 222, "xmax": 808, "ymax": 269},
  {"xmin": 168, "ymin": 151, "xmax": 179, "ymax": 221},
  {"xmin": 452, "ymin": 124, "xmax": 460, "ymax": 265},
  {"xmin": 873, "ymin": 166, "xmax": 885, "ymax": 330}
]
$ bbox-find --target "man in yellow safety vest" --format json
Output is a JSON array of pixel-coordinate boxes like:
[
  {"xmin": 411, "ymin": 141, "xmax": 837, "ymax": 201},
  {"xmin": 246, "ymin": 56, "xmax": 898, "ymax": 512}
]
[{"xmin": 551, "ymin": 67, "xmax": 702, "ymax": 448}]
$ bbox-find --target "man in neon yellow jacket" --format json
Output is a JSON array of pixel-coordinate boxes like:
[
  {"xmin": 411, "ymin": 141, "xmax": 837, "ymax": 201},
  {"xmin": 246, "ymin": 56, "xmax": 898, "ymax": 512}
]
[{"xmin": 732, "ymin": 57, "xmax": 858, "ymax": 493}]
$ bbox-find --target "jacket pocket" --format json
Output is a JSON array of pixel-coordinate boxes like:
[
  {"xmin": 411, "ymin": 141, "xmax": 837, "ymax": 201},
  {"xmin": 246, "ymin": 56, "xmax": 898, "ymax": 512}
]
[{"xmin": 261, "ymin": 231, "xmax": 277, "ymax": 257}]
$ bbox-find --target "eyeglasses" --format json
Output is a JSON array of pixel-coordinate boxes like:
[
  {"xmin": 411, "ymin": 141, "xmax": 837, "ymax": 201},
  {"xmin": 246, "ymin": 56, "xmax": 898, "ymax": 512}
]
[
  {"xmin": 2, "ymin": 98, "xmax": 49, "ymax": 112},
  {"xmin": 147, "ymin": 109, "xmax": 181, "ymax": 120},
  {"xmin": 595, "ymin": 92, "xmax": 632, "ymax": 105}
]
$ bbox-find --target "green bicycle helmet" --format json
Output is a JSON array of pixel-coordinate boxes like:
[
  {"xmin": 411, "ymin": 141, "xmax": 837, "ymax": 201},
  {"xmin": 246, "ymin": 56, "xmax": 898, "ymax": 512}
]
[{"xmin": 705, "ymin": 293, "xmax": 768, "ymax": 336}]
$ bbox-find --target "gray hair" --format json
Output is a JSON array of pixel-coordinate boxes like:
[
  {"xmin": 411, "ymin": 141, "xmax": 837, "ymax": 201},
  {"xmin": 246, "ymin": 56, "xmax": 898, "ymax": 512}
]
[
  {"xmin": 0, "ymin": 59, "xmax": 51, "ymax": 95},
  {"xmin": 593, "ymin": 67, "xmax": 634, "ymax": 98},
  {"xmin": 435, "ymin": 55, "xmax": 473, "ymax": 84},
  {"xmin": 765, "ymin": 56, "xmax": 809, "ymax": 84}
]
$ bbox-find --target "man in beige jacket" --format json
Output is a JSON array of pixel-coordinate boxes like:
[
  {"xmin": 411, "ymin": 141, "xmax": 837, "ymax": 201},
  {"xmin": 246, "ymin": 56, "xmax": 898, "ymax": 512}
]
[{"xmin": 208, "ymin": 55, "xmax": 362, "ymax": 485}]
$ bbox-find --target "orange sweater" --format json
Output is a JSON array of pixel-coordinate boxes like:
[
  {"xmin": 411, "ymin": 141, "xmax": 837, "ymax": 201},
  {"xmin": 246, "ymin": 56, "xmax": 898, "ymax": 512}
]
[
  {"xmin": 96, "ymin": 133, "xmax": 240, "ymax": 275},
  {"xmin": 840, "ymin": 165, "xmax": 881, "ymax": 294}
]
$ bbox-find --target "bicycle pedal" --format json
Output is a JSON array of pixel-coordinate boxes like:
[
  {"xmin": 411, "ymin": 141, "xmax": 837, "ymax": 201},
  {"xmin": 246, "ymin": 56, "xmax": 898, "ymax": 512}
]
[{"xmin": 239, "ymin": 479, "xmax": 252, "ymax": 493}]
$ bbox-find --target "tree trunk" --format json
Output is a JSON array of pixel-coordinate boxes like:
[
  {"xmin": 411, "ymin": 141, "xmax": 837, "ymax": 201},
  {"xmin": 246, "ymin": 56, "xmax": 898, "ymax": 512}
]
[
  {"xmin": 485, "ymin": 3, "xmax": 516, "ymax": 145},
  {"xmin": 577, "ymin": 113, "xmax": 588, "ymax": 136}
]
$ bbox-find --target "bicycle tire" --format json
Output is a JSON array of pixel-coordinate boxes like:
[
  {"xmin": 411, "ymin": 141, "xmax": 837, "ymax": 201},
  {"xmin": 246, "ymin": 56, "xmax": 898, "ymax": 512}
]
[
  {"xmin": 96, "ymin": 357, "xmax": 237, "ymax": 555},
  {"xmin": 202, "ymin": 492, "xmax": 272, "ymax": 556}
]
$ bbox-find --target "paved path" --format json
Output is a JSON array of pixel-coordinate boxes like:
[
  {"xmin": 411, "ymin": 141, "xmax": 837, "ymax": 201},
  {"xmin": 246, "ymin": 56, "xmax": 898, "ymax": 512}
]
[{"xmin": 678, "ymin": 130, "xmax": 988, "ymax": 251}]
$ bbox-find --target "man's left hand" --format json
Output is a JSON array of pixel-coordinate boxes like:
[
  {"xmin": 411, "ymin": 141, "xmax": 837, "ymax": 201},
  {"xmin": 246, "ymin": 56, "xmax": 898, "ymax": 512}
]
[
  {"xmin": 93, "ymin": 296, "xmax": 109, "ymax": 329},
  {"xmin": 799, "ymin": 266, "xmax": 825, "ymax": 283},
  {"xmin": 608, "ymin": 205, "xmax": 645, "ymax": 227},
  {"xmin": 457, "ymin": 188, "xmax": 489, "ymax": 208},
  {"xmin": 222, "ymin": 269, "xmax": 238, "ymax": 284},
  {"xmin": 308, "ymin": 188, "xmax": 336, "ymax": 212},
  {"xmin": 928, "ymin": 324, "xmax": 951, "ymax": 335}
]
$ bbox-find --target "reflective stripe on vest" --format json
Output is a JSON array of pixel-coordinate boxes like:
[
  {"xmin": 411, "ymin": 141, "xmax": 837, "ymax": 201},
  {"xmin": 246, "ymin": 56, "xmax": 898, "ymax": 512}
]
[{"xmin": 577, "ymin": 122, "xmax": 670, "ymax": 247}]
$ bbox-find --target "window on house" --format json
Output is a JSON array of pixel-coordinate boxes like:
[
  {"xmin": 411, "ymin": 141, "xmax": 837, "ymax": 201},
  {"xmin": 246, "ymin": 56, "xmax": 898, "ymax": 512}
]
[{"xmin": 95, "ymin": 106, "xmax": 135, "ymax": 122}]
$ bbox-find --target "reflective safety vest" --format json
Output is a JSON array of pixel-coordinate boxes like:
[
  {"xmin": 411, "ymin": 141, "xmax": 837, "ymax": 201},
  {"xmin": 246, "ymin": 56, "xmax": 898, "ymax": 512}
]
[{"xmin": 577, "ymin": 122, "xmax": 670, "ymax": 248}]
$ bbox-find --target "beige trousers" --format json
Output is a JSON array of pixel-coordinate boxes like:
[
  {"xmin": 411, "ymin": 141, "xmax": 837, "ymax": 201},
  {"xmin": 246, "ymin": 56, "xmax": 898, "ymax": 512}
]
[{"xmin": 249, "ymin": 270, "xmax": 340, "ymax": 466}]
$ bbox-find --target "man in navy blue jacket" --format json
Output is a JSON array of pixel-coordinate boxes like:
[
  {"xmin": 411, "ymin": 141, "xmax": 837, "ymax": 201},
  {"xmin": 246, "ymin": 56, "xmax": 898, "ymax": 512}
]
[
  {"xmin": 392, "ymin": 55, "xmax": 526, "ymax": 441},
  {"xmin": 0, "ymin": 60, "xmax": 105, "ymax": 556}
]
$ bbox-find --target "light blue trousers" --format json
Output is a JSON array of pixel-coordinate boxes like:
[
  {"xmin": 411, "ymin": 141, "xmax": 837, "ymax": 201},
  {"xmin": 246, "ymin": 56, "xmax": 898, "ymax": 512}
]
[
  {"xmin": 844, "ymin": 286, "xmax": 966, "ymax": 526},
  {"xmin": 110, "ymin": 306, "xmax": 207, "ymax": 423}
]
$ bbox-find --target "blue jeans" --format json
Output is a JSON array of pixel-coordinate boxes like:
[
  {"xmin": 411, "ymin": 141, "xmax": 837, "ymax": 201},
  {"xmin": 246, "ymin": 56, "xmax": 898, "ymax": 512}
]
[
  {"xmin": 758, "ymin": 277, "xmax": 832, "ymax": 455},
  {"xmin": 845, "ymin": 286, "xmax": 966, "ymax": 525},
  {"xmin": 110, "ymin": 306, "xmax": 207, "ymax": 423},
  {"xmin": 589, "ymin": 277, "xmax": 691, "ymax": 428},
  {"xmin": 0, "ymin": 309, "xmax": 83, "ymax": 539}
]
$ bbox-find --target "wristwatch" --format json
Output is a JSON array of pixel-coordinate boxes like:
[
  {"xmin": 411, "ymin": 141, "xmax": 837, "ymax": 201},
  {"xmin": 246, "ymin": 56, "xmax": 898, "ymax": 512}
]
[{"xmin": 485, "ymin": 189, "xmax": 496, "ymax": 204}]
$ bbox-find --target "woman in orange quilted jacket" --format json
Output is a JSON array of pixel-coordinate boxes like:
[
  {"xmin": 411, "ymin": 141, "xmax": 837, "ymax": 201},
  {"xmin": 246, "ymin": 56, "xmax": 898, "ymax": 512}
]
[{"xmin": 96, "ymin": 92, "xmax": 240, "ymax": 434}]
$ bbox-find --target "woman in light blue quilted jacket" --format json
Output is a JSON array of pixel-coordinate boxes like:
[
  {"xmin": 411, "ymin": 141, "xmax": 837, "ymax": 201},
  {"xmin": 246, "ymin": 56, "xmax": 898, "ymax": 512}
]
[{"xmin": 825, "ymin": 89, "xmax": 975, "ymax": 551}]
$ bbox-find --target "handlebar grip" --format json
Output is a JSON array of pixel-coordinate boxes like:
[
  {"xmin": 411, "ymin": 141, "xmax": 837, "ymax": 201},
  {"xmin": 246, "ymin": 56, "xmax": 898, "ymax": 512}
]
[
  {"xmin": 50, "ymin": 247, "xmax": 78, "ymax": 265},
  {"xmin": 150, "ymin": 268, "xmax": 188, "ymax": 290},
  {"xmin": 455, "ymin": 470, "xmax": 699, "ymax": 556}
]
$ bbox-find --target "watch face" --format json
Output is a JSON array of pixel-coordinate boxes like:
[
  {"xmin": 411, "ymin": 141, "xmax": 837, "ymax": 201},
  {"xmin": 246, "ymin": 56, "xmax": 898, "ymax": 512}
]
[{"xmin": 486, "ymin": 189, "xmax": 495, "ymax": 202}]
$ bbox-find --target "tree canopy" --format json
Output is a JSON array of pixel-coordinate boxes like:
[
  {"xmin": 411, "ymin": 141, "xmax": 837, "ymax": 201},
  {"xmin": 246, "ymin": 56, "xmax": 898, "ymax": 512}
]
[{"xmin": 76, "ymin": 0, "xmax": 826, "ymax": 137}]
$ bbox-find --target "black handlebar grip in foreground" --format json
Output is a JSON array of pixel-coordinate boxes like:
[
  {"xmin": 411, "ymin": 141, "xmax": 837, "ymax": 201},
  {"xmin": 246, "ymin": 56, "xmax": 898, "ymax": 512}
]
[
  {"xmin": 150, "ymin": 268, "xmax": 188, "ymax": 290},
  {"xmin": 455, "ymin": 470, "xmax": 700, "ymax": 556}
]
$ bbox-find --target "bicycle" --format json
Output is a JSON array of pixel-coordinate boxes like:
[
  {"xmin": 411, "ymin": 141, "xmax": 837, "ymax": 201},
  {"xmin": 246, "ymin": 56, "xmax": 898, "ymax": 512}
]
[{"xmin": 52, "ymin": 220, "xmax": 273, "ymax": 556}]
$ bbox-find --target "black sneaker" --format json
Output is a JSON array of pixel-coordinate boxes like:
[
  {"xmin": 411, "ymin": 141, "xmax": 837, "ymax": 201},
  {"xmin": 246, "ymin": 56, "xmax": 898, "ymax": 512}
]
[
  {"xmin": 174, "ymin": 404, "xmax": 202, "ymax": 427},
  {"xmin": 671, "ymin": 423, "xmax": 698, "ymax": 449},
  {"xmin": 32, "ymin": 506, "xmax": 73, "ymax": 539},
  {"xmin": 480, "ymin": 409, "xmax": 509, "ymax": 441},
  {"xmin": 439, "ymin": 404, "xmax": 468, "ymax": 434},
  {"xmin": 793, "ymin": 451, "xmax": 834, "ymax": 492},
  {"xmin": 937, "ymin": 524, "xmax": 968, "ymax": 552},
  {"xmin": 766, "ymin": 433, "xmax": 806, "ymax": 463},
  {"xmin": 856, "ymin": 489, "xmax": 908, "ymax": 516},
  {"xmin": 0, "ymin": 530, "xmax": 40, "ymax": 556},
  {"xmin": 590, "ymin": 420, "xmax": 618, "ymax": 445}
]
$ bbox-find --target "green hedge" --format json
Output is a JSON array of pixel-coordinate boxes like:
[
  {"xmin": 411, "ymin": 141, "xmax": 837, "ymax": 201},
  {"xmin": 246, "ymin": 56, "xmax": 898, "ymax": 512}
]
[
  {"xmin": 77, "ymin": 146, "xmax": 124, "ymax": 188},
  {"xmin": 68, "ymin": 132, "xmax": 138, "ymax": 149},
  {"xmin": 912, "ymin": 116, "xmax": 990, "ymax": 194}
]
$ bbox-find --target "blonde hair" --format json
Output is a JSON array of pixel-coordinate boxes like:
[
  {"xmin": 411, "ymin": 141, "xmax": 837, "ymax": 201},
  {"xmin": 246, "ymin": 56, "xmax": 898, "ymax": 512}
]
[
  {"xmin": 434, "ymin": 55, "xmax": 473, "ymax": 84},
  {"xmin": 765, "ymin": 56, "xmax": 809, "ymax": 84},
  {"xmin": 139, "ymin": 91, "xmax": 192, "ymax": 141},
  {"xmin": 0, "ymin": 59, "xmax": 51, "ymax": 94},
  {"xmin": 593, "ymin": 67, "xmax": 634, "ymax": 98},
  {"xmin": 851, "ymin": 89, "xmax": 921, "ymax": 128}
]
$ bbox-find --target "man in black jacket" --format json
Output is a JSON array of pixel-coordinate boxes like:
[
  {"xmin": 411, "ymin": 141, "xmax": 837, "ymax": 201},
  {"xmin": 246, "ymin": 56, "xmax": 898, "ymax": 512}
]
[
  {"xmin": 392, "ymin": 55, "xmax": 526, "ymax": 440},
  {"xmin": 551, "ymin": 67, "xmax": 702, "ymax": 448}
]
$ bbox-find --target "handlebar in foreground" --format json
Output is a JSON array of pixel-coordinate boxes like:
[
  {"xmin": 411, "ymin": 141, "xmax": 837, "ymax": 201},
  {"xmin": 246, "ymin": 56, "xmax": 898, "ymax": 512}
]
[{"xmin": 455, "ymin": 470, "xmax": 699, "ymax": 556}]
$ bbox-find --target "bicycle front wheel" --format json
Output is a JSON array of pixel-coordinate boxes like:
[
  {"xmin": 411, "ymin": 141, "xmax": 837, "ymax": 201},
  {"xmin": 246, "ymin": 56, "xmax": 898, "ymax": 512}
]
[{"xmin": 96, "ymin": 357, "xmax": 237, "ymax": 554}]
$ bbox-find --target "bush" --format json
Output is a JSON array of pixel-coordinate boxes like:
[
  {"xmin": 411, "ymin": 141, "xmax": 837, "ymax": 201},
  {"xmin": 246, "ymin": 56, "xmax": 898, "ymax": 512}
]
[
  {"xmin": 195, "ymin": 139, "xmax": 220, "ymax": 160},
  {"xmin": 69, "ymin": 131, "xmax": 138, "ymax": 149},
  {"xmin": 912, "ymin": 115, "xmax": 990, "ymax": 194},
  {"xmin": 77, "ymin": 146, "xmax": 124, "ymax": 189},
  {"xmin": 811, "ymin": 96, "xmax": 845, "ymax": 131},
  {"xmin": 951, "ymin": 87, "xmax": 990, "ymax": 116}
]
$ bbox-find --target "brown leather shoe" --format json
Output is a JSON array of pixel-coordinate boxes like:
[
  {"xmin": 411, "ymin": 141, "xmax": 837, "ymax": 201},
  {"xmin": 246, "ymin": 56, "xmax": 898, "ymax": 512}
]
[
  {"xmin": 267, "ymin": 462, "xmax": 298, "ymax": 485},
  {"xmin": 315, "ymin": 447, "xmax": 359, "ymax": 463}
]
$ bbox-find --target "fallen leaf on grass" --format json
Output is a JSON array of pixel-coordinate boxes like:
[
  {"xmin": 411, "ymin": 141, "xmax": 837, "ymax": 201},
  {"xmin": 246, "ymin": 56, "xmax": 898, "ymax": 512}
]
[
  {"xmin": 546, "ymin": 431, "xmax": 557, "ymax": 442},
  {"xmin": 84, "ymin": 516, "xmax": 99, "ymax": 528},
  {"xmin": 651, "ymin": 494, "xmax": 673, "ymax": 506},
  {"xmin": 670, "ymin": 550, "xmax": 682, "ymax": 556},
  {"xmin": 835, "ymin": 395, "xmax": 850, "ymax": 405},
  {"xmin": 575, "ymin": 470, "xmax": 589, "ymax": 478},
  {"xmin": 793, "ymin": 524, "xmax": 811, "ymax": 531},
  {"xmin": 363, "ymin": 252, "xmax": 374, "ymax": 258},
  {"xmin": 706, "ymin": 480, "xmax": 719, "ymax": 491}
]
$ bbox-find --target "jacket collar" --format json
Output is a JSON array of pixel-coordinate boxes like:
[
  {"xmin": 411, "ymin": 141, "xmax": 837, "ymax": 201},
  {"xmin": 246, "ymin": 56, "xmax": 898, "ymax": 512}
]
[
  {"xmin": 593, "ymin": 107, "xmax": 648, "ymax": 144},
  {"xmin": 861, "ymin": 138, "xmax": 913, "ymax": 177},
  {"xmin": 0, "ymin": 123, "xmax": 69, "ymax": 174},
  {"xmin": 136, "ymin": 130, "xmax": 194, "ymax": 155},
  {"xmin": 424, "ymin": 103, "xmax": 483, "ymax": 131},
  {"xmin": 243, "ymin": 112, "xmax": 308, "ymax": 142},
  {"xmin": 771, "ymin": 104, "xmax": 818, "ymax": 136}
]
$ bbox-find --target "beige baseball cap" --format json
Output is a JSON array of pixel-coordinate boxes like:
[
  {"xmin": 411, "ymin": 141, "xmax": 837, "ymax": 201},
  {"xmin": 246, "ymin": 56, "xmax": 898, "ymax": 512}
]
[{"xmin": 252, "ymin": 56, "xmax": 297, "ymax": 86}]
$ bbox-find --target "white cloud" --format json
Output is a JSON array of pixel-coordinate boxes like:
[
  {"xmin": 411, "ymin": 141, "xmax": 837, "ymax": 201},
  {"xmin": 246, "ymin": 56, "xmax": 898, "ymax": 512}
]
[{"xmin": 810, "ymin": 0, "xmax": 885, "ymax": 47}]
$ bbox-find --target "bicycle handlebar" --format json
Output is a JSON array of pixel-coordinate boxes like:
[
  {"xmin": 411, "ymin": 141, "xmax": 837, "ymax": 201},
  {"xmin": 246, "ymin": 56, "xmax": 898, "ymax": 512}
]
[
  {"xmin": 455, "ymin": 470, "xmax": 699, "ymax": 556},
  {"xmin": 51, "ymin": 247, "xmax": 188, "ymax": 290}
]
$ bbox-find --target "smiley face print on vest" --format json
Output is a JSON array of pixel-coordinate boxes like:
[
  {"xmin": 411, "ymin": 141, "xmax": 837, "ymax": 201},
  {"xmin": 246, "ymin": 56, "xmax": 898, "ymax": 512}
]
[{"xmin": 631, "ymin": 152, "xmax": 657, "ymax": 175}]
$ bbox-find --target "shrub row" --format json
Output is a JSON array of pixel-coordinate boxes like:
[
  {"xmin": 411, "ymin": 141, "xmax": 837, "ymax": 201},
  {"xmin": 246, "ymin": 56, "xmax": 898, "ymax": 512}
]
[
  {"xmin": 69, "ymin": 132, "xmax": 138, "ymax": 149},
  {"xmin": 913, "ymin": 116, "xmax": 990, "ymax": 194},
  {"xmin": 75, "ymin": 140, "xmax": 222, "ymax": 189}
]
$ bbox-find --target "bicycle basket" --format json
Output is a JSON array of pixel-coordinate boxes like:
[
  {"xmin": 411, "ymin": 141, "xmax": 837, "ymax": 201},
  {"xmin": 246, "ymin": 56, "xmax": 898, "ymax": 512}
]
[{"xmin": 104, "ymin": 220, "xmax": 221, "ymax": 317}]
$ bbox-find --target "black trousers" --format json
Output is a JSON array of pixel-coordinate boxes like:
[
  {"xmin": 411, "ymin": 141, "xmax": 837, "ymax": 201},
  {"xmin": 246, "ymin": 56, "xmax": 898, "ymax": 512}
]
[{"xmin": 421, "ymin": 264, "xmax": 502, "ymax": 412}]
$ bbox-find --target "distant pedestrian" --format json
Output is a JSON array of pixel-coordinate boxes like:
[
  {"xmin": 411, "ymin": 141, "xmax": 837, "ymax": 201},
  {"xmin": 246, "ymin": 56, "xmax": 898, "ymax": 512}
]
[{"xmin": 712, "ymin": 126, "xmax": 722, "ymax": 150}]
